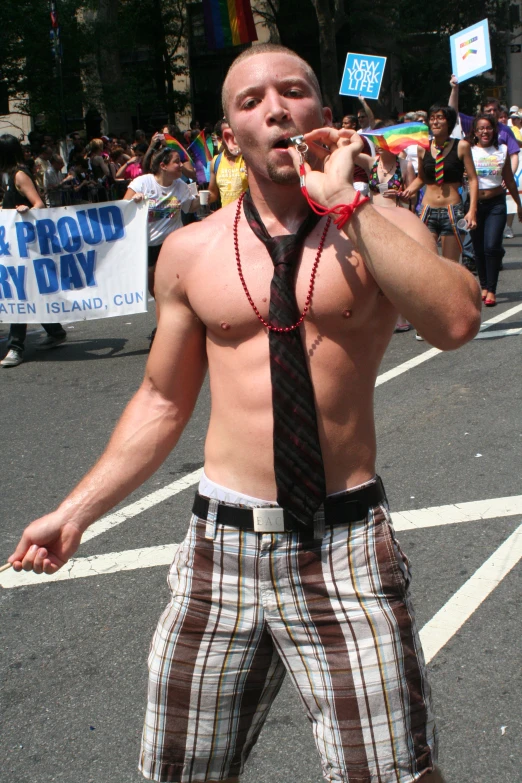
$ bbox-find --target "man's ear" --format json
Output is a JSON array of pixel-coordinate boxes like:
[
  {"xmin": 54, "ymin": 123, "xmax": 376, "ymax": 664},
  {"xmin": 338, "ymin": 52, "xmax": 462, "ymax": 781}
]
[
  {"xmin": 222, "ymin": 124, "xmax": 238, "ymax": 152},
  {"xmin": 323, "ymin": 107, "xmax": 333, "ymax": 127}
]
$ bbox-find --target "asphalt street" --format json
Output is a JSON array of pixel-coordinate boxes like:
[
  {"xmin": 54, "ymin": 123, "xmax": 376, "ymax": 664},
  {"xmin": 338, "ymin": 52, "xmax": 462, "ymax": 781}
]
[{"xmin": 1, "ymin": 226, "xmax": 521, "ymax": 783}]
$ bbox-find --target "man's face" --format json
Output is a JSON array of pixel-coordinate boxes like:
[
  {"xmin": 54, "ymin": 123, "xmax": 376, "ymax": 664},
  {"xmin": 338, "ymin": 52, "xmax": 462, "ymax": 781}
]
[
  {"xmin": 483, "ymin": 103, "xmax": 500, "ymax": 121},
  {"xmin": 223, "ymin": 53, "xmax": 330, "ymax": 186},
  {"xmin": 357, "ymin": 111, "xmax": 368, "ymax": 127},
  {"xmin": 53, "ymin": 157, "xmax": 64, "ymax": 170}
]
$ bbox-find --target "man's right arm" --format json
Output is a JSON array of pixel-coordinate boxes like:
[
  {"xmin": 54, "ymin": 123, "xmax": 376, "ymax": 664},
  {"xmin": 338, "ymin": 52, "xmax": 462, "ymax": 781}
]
[{"xmin": 9, "ymin": 234, "xmax": 207, "ymax": 575}]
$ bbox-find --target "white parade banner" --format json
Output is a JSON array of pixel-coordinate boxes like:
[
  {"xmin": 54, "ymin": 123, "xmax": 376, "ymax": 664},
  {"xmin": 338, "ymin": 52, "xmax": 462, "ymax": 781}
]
[{"xmin": 0, "ymin": 199, "xmax": 148, "ymax": 324}]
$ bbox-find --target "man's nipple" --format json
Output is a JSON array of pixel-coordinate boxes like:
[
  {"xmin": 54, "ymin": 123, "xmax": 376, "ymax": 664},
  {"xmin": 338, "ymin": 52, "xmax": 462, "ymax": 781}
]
[
  {"xmin": 220, "ymin": 322, "xmax": 231, "ymax": 331},
  {"xmin": 342, "ymin": 309, "xmax": 352, "ymax": 319}
]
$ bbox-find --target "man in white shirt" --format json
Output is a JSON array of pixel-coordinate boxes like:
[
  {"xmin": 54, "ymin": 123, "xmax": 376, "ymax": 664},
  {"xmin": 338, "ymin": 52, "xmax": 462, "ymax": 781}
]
[{"xmin": 43, "ymin": 154, "xmax": 74, "ymax": 207}]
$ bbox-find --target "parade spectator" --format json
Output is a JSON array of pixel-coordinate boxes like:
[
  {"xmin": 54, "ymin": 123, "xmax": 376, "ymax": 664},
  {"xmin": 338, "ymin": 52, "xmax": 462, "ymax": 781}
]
[
  {"xmin": 100, "ymin": 136, "xmax": 111, "ymax": 158},
  {"xmin": 402, "ymin": 104, "xmax": 478, "ymax": 264},
  {"xmin": 357, "ymin": 96, "xmax": 375, "ymax": 131},
  {"xmin": 33, "ymin": 144, "xmax": 53, "ymax": 191},
  {"xmin": 44, "ymin": 153, "xmax": 74, "ymax": 206},
  {"xmin": 21, "ymin": 144, "xmax": 36, "ymax": 177},
  {"xmin": 86, "ymin": 138, "xmax": 110, "ymax": 181},
  {"xmin": 133, "ymin": 129, "xmax": 147, "ymax": 146},
  {"xmin": 124, "ymin": 146, "xmax": 199, "ymax": 302},
  {"xmin": 143, "ymin": 131, "xmax": 196, "ymax": 181},
  {"xmin": 108, "ymin": 147, "xmax": 128, "ymax": 180},
  {"xmin": 341, "ymin": 114, "xmax": 357, "ymax": 130},
  {"xmin": 401, "ymin": 112, "xmax": 426, "ymax": 175},
  {"xmin": 469, "ymin": 113, "xmax": 522, "ymax": 306},
  {"xmin": 208, "ymin": 122, "xmax": 248, "ymax": 207},
  {"xmin": 509, "ymin": 110, "xmax": 522, "ymax": 144},
  {"xmin": 116, "ymin": 142, "xmax": 147, "ymax": 180},
  {"xmin": 359, "ymin": 123, "xmax": 416, "ymax": 332},
  {"xmin": 68, "ymin": 157, "xmax": 98, "ymax": 203},
  {"xmin": 360, "ymin": 124, "xmax": 416, "ymax": 210},
  {"xmin": 0, "ymin": 135, "xmax": 67, "ymax": 368},
  {"xmin": 67, "ymin": 132, "xmax": 84, "ymax": 165}
]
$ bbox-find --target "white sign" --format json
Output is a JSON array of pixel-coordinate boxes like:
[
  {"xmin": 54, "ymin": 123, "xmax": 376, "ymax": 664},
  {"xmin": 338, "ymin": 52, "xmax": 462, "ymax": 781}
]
[
  {"xmin": 450, "ymin": 19, "xmax": 492, "ymax": 83},
  {"xmin": 0, "ymin": 200, "xmax": 148, "ymax": 324}
]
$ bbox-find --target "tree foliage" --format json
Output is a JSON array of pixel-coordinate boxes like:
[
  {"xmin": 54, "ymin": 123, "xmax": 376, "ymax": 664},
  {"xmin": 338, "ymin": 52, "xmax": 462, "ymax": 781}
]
[{"xmin": 0, "ymin": 0, "xmax": 517, "ymax": 136}]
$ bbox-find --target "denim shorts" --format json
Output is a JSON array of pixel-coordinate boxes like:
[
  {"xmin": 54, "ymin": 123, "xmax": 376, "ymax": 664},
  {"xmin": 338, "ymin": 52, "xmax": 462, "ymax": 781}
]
[{"xmin": 420, "ymin": 202, "xmax": 464, "ymax": 249}]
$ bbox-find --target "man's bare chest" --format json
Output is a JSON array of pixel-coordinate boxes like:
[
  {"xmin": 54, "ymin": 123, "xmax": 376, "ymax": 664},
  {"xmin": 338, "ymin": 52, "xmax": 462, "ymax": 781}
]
[{"xmin": 186, "ymin": 228, "xmax": 388, "ymax": 342}]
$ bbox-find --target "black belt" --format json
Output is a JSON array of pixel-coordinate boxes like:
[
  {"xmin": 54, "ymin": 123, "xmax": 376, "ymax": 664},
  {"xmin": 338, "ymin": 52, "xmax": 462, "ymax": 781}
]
[{"xmin": 192, "ymin": 476, "xmax": 386, "ymax": 533}]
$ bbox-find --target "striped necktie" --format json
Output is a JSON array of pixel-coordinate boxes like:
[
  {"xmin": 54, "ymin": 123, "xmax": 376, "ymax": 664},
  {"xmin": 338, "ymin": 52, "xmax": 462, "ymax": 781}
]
[
  {"xmin": 434, "ymin": 141, "xmax": 448, "ymax": 184},
  {"xmin": 242, "ymin": 190, "xmax": 326, "ymax": 527}
]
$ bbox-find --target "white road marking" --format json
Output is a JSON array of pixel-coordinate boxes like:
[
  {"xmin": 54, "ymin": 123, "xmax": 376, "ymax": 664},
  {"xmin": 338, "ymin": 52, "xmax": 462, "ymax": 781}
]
[
  {"xmin": 377, "ymin": 301, "xmax": 522, "ymax": 387},
  {"xmin": 0, "ymin": 545, "xmax": 177, "ymax": 587},
  {"xmin": 3, "ymin": 494, "xmax": 521, "ymax": 588},
  {"xmin": 420, "ymin": 523, "xmax": 522, "ymax": 663},
  {"xmin": 376, "ymin": 348, "xmax": 441, "ymax": 386},
  {"xmin": 393, "ymin": 495, "xmax": 522, "ymax": 531},
  {"xmin": 475, "ymin": 327, "xmax": 522, "ymax": 339},
  {"xmin": 81, "ymin": 468, "xmax": 203, "ymax": 544}
]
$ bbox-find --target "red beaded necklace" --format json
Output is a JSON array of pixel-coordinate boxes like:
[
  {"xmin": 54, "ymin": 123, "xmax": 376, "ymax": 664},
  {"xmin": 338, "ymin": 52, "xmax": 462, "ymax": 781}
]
[{"xmin": 234, "ymin": 192, "xmax": 331, "ymax": 333}]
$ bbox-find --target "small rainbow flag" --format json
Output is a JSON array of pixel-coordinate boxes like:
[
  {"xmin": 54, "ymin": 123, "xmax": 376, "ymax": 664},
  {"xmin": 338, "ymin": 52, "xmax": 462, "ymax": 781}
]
[
  {"xmin": 360, "ymin": 122, "xmax": 430, "ymax": 155},
  {"xmin": 164, "ymin": 134, "xmax": 193, "ymax": 164},
  {"xmin": 188, "ymin": 130, "xmax": 213, "ymax": 167},
  {"xmin": 202, "ymin": 0, "xmax": 258, "ymax": 49}
]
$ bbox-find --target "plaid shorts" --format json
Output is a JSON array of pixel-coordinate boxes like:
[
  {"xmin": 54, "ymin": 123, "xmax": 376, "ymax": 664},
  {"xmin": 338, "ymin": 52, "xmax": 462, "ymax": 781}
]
[{"xmin": 140, "ymin": 494, "xmax": 437, "ymax": 783}]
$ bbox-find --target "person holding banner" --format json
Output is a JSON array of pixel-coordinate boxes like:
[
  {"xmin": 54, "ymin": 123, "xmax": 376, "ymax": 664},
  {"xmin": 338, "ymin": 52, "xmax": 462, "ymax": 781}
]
[
  {"xmin": 124, "ymin": 146, "xmax": 199, "ymax": 301},
  {"xmin": 469, "ymin": 114, "xmax": 522, "ymax": 306},
  {"xmin": 8, "ymin": 44, "xmax": 482, "ymax": 783},
  {"xmin": 402, "ymin": 104, "xmax": 478, "ymax": 263},
  {"xmin": 0, "ymin": 134, "xmax": 67, "ymax": 368}
]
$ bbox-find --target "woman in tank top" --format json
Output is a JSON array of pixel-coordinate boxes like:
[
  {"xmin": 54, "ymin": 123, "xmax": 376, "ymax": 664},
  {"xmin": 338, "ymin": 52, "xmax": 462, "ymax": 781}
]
[
  {"xmin": 402, "ymin": 104, "xmax": 478, "ymax": 262},
  {"xmin": 0, "ymin": 134, "xmax": 67, "ymax": 368},
  {"xmin": 469, "ymin": 114, "xmax": 522, "ymax": 306}
]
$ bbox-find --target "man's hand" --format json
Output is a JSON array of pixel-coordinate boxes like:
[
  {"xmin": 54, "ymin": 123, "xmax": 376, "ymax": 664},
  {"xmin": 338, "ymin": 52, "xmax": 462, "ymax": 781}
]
[
  {"xmin": 16, "ymin": 205, "xmax": 30, "ymax": 213},
  {"xmin": 450, "ymin": 74, "xmax": 459, "ymax": 88},
  {"xmin": 288, "ymin": 127, "xmax": 364, "ymax": 208},
  {"xmin": 8, "ymin": 514, "xmax": 83, "ymax": 575}
]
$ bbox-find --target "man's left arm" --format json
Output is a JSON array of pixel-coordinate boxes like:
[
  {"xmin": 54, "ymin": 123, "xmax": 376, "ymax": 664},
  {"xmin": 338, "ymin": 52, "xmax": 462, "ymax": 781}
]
[{"xmin": 292, "ymin": 128, "xmax": 481, "ymax": 350}]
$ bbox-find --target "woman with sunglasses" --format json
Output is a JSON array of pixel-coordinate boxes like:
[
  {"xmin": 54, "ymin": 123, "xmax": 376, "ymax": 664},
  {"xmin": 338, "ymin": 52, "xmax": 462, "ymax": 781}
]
[
  {"xmin": 469, "ymin": 113, "xmax": 522, "ymax": 306},
  {"xmin": 402, "ymin": 104, "xmax": 478, "ymax": 262}
]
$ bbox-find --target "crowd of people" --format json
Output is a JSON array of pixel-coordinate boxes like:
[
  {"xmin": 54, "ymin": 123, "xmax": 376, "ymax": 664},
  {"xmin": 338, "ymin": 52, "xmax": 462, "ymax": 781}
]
[{"xmin": 1, "ymin": 78, "xmax": 522, "ymax": 366}]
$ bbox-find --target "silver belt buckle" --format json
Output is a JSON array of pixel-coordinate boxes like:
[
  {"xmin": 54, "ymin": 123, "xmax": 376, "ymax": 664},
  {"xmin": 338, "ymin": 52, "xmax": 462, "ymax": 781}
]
[{"xmin": 252, "ymin": 507, "xmax": 285, "ymax": 533}]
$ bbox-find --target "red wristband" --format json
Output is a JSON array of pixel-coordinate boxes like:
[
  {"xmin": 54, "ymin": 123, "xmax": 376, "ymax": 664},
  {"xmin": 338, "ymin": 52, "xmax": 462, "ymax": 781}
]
[{"xmin": 299, "ymin": 163, "xmax": 369, "ymax": 230}]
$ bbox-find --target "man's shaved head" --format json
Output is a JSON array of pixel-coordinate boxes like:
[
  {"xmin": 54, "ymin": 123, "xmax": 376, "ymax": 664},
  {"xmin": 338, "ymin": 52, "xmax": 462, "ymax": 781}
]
[{"xmin": 222, "ymin": 43, "xmax": 322, "ymax": 120}]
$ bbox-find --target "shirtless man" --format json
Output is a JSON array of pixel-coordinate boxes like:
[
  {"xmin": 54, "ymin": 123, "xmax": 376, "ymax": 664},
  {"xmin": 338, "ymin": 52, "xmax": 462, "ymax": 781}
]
[{"xmin": 9, "ymin": 45, "xmax": 480, "ymax": 783}]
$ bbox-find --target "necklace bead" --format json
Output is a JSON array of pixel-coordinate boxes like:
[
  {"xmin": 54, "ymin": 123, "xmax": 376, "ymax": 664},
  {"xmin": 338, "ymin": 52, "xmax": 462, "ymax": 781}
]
[{"xmin": 234, "ymin": 193, "xmax": 331, "ymax": 332}]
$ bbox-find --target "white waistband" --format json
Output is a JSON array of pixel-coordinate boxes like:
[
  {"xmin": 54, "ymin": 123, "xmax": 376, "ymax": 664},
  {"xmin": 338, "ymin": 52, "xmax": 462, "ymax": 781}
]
[{"xmin": 198, "ymin": 471, "xmax": 377, "ymax": 509}]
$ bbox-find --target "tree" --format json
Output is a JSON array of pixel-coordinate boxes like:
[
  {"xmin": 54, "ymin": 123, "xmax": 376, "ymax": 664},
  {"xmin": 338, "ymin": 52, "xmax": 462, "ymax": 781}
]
[{"xmin": 308, "ymin": 0, "xmax": 346, "ymax": 119}]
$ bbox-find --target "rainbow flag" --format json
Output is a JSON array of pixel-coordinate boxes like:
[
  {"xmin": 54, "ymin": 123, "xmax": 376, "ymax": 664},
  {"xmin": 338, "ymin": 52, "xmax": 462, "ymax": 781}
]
[
  {"xmin": 164, "ymin": 134, "xmax": 193, "ymax": 164},
  {"xmin": 188, "ymin": 130, "xmax": 213, "ymax": 167},
  {"xmin": 202, "ymin": 0, "xmax": 258, "ymax": 49},
  {"xmin": 360, "ymin": 122, "xmax": 430, "ymax": 155}
]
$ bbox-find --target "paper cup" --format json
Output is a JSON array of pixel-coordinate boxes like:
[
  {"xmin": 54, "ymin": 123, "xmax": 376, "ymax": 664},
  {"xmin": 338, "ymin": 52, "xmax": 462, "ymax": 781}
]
[{"xmin": 199, "ymin": 190, "xmax": 210, "ymax": 205}]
